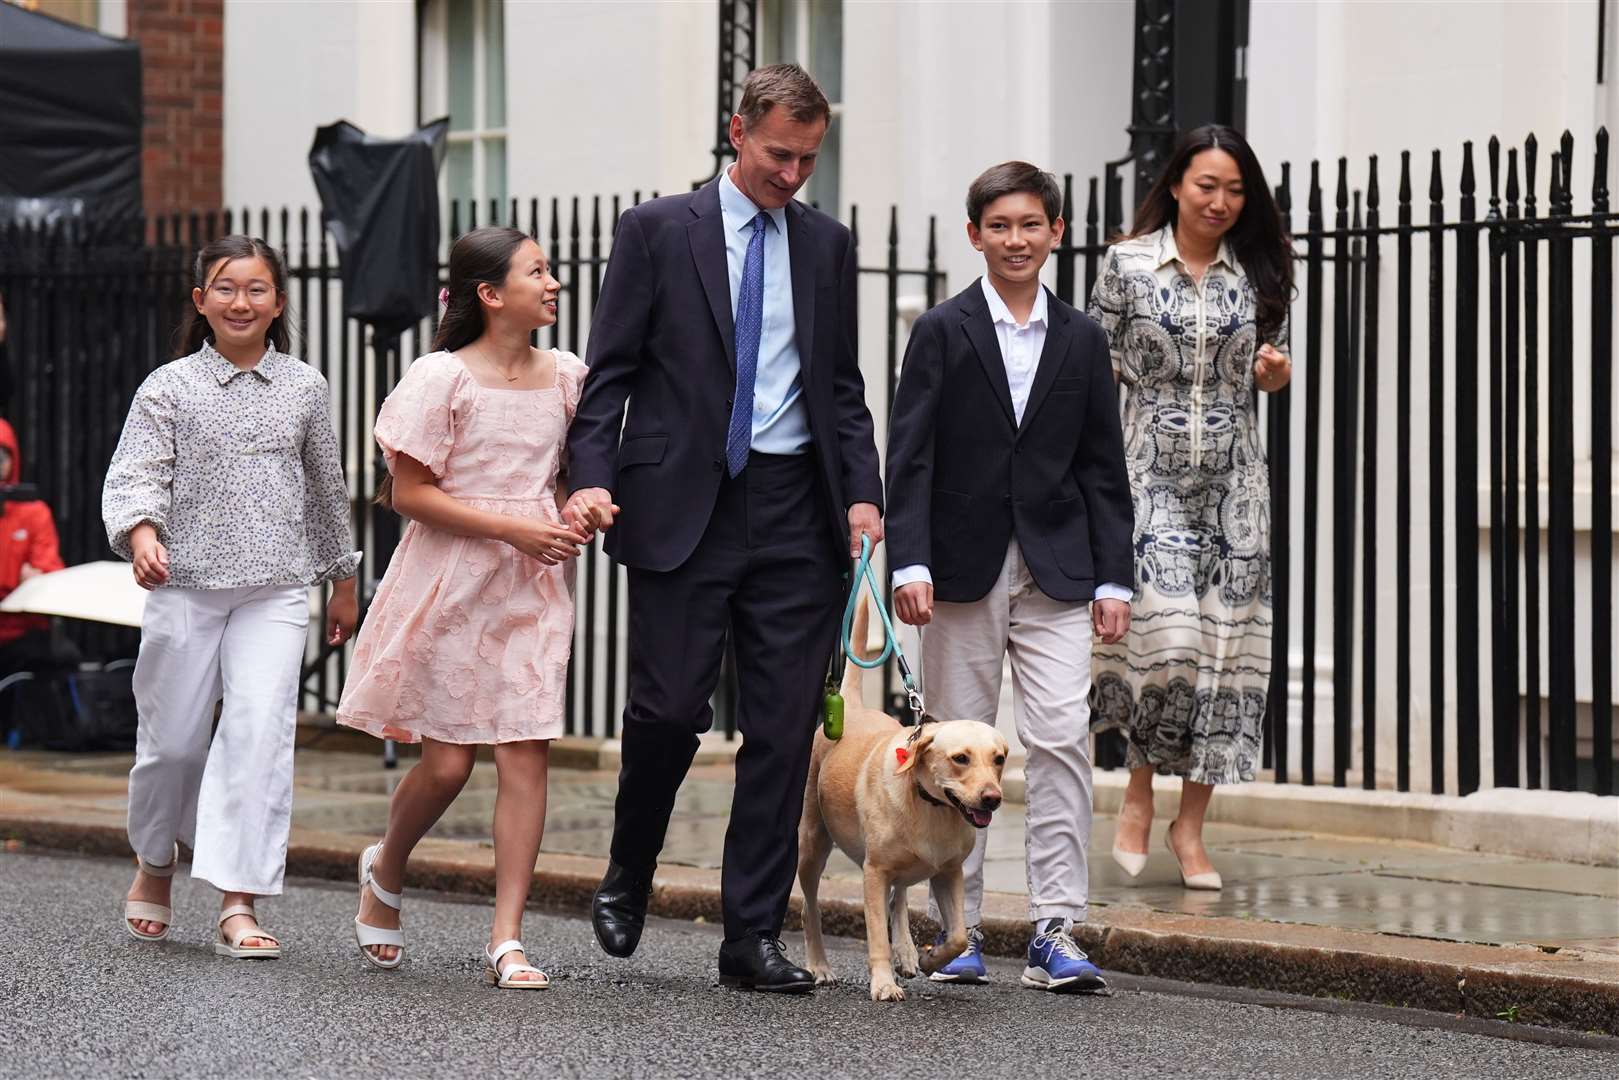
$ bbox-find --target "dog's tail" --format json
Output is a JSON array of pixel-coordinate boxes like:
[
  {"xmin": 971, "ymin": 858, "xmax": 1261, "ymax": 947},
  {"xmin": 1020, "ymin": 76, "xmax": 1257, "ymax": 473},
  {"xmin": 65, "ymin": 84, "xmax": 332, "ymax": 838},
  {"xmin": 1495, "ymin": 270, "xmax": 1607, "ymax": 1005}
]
[{"xmin": 840, "ymin": 594, "xmax": 872, "ymax": 700}]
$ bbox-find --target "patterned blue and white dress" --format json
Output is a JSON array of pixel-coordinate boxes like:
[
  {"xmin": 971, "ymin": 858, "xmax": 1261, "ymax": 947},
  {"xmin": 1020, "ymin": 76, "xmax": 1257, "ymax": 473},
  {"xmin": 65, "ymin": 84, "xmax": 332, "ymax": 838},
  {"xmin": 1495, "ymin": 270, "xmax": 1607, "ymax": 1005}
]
[{"xmin": 1086, "ymin": 225, "xmax": 1285, "ymax": 785}]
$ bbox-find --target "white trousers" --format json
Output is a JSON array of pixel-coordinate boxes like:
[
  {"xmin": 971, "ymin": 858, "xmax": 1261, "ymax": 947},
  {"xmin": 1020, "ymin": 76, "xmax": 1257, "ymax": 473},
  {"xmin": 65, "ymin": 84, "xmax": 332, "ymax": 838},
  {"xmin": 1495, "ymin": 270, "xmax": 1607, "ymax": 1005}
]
[
  {"xmin": 924, "ymin": 542, "xmax": 1094, "ymax": 926},
  {"xmin": 128, "ymin": 583, "xmax": 308, "ymax": 895}
]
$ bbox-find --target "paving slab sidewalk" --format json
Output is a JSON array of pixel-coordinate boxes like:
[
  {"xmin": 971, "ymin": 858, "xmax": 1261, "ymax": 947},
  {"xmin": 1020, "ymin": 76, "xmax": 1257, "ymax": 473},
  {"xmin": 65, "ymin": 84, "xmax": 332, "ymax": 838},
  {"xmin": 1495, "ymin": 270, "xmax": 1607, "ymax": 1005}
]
[{"xmin": 3, "ymin": 748, "xmax": 1617, "ymax": 1036}]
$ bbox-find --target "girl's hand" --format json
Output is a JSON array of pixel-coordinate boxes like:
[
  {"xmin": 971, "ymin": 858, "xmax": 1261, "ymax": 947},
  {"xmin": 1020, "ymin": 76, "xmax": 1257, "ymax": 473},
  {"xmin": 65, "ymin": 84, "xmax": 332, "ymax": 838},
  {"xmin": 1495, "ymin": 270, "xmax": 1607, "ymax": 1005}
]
[
  {"xmin": 326, "ymin": 580, "xmax": 359, "ymax": 646},
  {"xmin": 130, "ymin": 523, "xmax": 170, "ymax": 590},
  {"xmin": 504, "ymin": 517, "xmax": 591, "ymax": 565},
  {"xmin": 1254, "ymin": 343, "xmax": 1292, "ymax": 391}
]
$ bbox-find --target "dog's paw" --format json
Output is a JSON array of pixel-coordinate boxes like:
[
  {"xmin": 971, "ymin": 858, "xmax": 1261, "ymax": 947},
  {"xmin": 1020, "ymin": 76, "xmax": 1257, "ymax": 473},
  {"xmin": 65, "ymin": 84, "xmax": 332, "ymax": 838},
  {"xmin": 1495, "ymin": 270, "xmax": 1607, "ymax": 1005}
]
[
  {"xmin": 918, "ymin": 944, "xmax": 956, "ymax": 977},
  {"xmin": 893, "ymin": 949, "xmax": 920, "ymax": 980},
  {"xmin": 810, "ymin": 965, "xmax": 837, "ymax": 986},
  {"xmin": 869, "ymin": 978, "xmax": 906, "ymax": 1002}
]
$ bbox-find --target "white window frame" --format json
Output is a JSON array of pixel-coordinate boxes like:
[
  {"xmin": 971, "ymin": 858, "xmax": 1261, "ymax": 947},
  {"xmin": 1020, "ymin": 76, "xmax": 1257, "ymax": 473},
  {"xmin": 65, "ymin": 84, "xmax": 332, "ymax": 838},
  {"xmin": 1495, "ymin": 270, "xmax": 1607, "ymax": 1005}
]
[
  {"xmin": 420, "ymin": 0, "xmax": 508, "ymax": 223},
  {"xmin": 760, "ymin": 0, "xmax": 843, "ymax": 214}
]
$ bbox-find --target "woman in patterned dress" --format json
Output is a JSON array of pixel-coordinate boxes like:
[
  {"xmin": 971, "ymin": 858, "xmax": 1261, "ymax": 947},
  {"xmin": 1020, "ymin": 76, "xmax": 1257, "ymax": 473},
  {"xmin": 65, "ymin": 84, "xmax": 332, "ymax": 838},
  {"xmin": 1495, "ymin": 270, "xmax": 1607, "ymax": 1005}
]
[{"xmin": 1087, "ymin": 126, "xmax": 1293, "ymax": 890}]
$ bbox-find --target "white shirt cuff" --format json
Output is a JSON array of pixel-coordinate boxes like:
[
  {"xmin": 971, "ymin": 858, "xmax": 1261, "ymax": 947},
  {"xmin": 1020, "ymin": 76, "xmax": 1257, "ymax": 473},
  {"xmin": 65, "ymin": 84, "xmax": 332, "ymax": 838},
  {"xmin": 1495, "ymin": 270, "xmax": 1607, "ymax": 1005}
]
[
  {"xmin": 892, "ymin": 564, "xmax": 933, "ymax": 588},
  {"xmin": 1094, "ymin": 582, "xmax": 1133, "ymax": 605}
]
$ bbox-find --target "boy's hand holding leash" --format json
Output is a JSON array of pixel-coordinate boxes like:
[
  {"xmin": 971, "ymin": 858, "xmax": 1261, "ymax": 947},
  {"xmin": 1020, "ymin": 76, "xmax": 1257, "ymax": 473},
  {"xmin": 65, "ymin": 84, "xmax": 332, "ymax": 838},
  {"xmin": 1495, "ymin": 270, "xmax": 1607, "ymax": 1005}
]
[{"xmin": 130, "ymin": 522, "xmax": 170, "ymax": 591}]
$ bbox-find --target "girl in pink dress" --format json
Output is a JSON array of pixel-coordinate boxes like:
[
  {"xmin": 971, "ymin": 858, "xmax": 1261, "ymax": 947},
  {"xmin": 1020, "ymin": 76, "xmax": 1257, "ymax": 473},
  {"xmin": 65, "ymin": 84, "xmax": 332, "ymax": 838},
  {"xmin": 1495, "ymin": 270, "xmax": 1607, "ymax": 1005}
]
[{"xmin": 337, "ymin": 227, "xmax": 595, "ymax": 990}]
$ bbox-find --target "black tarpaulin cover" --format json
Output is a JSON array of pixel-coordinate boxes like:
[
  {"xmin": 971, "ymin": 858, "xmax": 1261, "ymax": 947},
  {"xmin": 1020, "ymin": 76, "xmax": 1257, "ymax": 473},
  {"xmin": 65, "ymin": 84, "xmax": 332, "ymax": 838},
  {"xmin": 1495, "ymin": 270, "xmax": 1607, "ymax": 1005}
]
[
  {"xmin": 308, "ymin": 118, "xmax": 449, "ymax": 335},
  {"xmin": 0, "ymin": 3, "xmax": 142, "ymax": 220}
]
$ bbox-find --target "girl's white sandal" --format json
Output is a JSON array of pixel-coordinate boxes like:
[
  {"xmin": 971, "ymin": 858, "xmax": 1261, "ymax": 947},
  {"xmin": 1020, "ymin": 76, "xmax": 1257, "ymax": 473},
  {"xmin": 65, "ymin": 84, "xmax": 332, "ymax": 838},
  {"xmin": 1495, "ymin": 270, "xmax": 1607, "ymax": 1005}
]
[
  {"xmin": 354, "ymin": 841, "xmax": 405, "ymax": 970},
  {"xmin": 214, "ymin": 905, "xmax": 281, "ymax": 959},
  {"xmin": 484, "ymin": 940, "xmax": 549, "ymax": 990},
  {"xmin": 124, "ymin": 844, "xmax": 178, "ymax": 942}
]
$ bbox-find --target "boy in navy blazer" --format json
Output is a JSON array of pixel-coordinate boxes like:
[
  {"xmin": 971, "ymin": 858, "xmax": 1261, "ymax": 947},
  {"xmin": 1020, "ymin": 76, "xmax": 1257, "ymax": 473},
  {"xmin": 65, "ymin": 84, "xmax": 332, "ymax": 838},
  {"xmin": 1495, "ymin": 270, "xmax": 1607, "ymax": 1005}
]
[{"xmin": 886, "ymin": 161, "xmax": 1133, "ymax": 994}]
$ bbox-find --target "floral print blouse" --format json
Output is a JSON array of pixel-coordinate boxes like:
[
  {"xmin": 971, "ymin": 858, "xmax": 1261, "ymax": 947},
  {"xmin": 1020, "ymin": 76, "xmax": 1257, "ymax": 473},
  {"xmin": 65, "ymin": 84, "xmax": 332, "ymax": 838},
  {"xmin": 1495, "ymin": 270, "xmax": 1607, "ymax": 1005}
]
[{"xmin": 102, "ymin": 342, "xmax": 360, "ymax": 589}]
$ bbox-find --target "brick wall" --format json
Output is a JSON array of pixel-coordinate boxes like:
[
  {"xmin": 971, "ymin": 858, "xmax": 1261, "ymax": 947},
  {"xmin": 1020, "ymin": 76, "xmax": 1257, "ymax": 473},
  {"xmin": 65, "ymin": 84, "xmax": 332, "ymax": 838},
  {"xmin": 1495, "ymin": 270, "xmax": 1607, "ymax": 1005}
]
[{"xmin": 128, "ymin": 0, "xmax": 224, "ymax": 220}]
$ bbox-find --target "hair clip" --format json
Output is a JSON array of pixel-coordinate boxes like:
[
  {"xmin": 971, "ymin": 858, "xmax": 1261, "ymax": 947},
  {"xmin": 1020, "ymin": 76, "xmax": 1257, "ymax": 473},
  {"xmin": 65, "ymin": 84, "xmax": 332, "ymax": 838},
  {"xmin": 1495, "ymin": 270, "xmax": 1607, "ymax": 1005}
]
[{"xmin": 438, "ymin": 286, "xmax": 450, "ymax": 306}]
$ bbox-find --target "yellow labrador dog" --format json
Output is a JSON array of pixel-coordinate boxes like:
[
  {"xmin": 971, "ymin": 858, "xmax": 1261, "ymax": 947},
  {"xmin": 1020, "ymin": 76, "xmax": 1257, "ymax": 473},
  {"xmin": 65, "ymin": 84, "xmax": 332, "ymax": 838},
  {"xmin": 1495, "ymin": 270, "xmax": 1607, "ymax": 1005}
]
[{"xmin": 797, "ymin": 601, "xmax": 1008, "ymax": 1002}]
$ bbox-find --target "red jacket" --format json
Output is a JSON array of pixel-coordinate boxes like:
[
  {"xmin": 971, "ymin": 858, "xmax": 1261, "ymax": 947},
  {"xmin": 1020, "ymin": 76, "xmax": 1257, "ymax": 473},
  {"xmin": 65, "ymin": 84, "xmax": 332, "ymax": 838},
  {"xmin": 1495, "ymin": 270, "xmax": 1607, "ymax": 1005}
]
[{"xmin": 0, "ymin": 419, "xmax": 65, "ymax": 646}]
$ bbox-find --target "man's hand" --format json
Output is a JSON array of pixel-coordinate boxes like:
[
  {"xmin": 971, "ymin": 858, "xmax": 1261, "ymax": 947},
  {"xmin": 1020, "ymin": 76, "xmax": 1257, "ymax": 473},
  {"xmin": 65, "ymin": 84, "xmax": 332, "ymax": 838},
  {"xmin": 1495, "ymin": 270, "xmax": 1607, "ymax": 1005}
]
[
  {"xmin": 326, "ymin": 578, "xmax": 359, "ymax": 646},
  {"xmin": 1092, "ymin": 598, "xmax": 1131, "ymax": 644},
  {"xmin": 18, "ymin": 563, "xmax": 41, "ymax": 583},
  {"xmin": 895, "ymin": 582, "xmax": 933, "ymax": 627},
  {"xmin": 848, "ymin": 502, "xmax": 883, "ymax": 558},
  {"xmin": 563, "ymin": 487, "xmax": 620, "ymax": 534},
  {"xmin": 130, "ymin": 523, "xmax": 169, "ymax": 591}
]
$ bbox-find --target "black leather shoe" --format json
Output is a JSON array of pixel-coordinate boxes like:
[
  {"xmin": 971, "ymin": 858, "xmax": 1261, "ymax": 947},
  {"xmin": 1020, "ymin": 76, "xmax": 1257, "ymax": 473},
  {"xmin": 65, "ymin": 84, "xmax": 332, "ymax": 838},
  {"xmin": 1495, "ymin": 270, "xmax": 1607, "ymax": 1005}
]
[
  {"xmin": 717, "ymin": 934, "xmax": 815, "ymax": 993},
  {"xmin": 592, "ymin": 861, "xmax": 653, "ymax": 958}
]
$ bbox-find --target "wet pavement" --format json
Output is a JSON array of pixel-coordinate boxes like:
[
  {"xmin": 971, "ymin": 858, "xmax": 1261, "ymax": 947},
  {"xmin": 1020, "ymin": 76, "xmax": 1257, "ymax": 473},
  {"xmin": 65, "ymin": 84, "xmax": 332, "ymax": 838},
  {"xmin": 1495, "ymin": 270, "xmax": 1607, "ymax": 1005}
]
[
  {"xmin": 9, "ymin": 849, "xmax": 1617, "ymax": 1080},
  {"xmin": 11, "ymin": 747, "xmax": 1617, "ymax": 956}
]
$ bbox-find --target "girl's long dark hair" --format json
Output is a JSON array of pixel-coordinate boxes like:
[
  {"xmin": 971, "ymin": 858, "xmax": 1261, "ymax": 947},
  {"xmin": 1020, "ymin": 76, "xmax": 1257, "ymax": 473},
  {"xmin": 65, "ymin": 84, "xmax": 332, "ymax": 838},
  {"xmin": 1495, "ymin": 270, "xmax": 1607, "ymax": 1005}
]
[
  {"xmin": 172, "ymin": 235, "xmax": 292, "ymax": 358},
  {"xmin": 433, "ymin": 226, "xmax": 530, "ymax": 352},
  {"xmin": 1125, "ymin": 125, "xmax": 1293, "ymax": 343},
  {"xmin": 376, "ymin": 226, "xmax": 530, "ymax": 508}
]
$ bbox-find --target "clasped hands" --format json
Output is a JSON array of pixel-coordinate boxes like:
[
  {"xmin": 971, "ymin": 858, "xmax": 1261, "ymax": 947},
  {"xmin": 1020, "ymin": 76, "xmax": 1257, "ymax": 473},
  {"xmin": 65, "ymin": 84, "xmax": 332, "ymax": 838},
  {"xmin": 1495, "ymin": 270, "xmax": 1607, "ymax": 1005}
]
[
  {"xmin": 499, "ymin": 487, "xmax": 619, "ymax": 568},
  {"xmin": 554, "ymin": 491, "xmax": 884, "ymax": 563}
]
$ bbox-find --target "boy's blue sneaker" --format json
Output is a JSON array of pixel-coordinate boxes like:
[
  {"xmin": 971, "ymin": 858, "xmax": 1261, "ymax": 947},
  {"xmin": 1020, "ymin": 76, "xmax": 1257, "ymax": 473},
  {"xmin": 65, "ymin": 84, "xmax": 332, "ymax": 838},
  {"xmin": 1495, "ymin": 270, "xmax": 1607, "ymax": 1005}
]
[
  {"xmin": 1021, "ymin": 919, "xmax": 1107, "ymax": 994},
  {"xmin": 927, "ymin": 925, "xmax": 988, "ymax": 984}
]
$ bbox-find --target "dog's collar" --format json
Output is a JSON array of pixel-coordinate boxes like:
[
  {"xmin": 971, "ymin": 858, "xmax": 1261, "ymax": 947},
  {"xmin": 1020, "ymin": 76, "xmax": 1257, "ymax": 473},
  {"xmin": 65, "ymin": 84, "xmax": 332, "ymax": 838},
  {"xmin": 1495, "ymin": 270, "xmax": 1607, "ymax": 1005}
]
[{"xmin": 915, "ymin": 783, "xmax": 952, "ymax": 811}]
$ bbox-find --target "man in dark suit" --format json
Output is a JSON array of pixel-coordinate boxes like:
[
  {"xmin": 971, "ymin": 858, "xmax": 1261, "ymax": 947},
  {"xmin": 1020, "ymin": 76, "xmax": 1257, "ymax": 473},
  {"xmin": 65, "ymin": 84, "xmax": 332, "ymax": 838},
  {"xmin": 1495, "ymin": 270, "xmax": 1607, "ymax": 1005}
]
[
  {"xmin": 885, "ymin": 162, "xmax": 1133, "ymax": 994},
  {"xmin": 564, "ymin": 64, "xmax": 883, "ymax": 993}
]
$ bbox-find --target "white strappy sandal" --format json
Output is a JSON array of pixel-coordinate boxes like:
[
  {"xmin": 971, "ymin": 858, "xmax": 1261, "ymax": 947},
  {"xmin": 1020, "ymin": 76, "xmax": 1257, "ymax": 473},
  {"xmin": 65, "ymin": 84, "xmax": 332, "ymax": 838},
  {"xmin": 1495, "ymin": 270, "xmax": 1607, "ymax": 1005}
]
[
  {"xmin": 354, "ymin": 841, "xmax": 405, "ymax": 970},
  {"xmin": 214, "ymin": 905, "xmax": 281, "ymax": 959},
  {"xmin": 483, "ymin": 940, "xmax": 549, "ymax": 990},
  {"xmin": 123, "ymin": 844, "xmax": 178, "ymax": 942}
]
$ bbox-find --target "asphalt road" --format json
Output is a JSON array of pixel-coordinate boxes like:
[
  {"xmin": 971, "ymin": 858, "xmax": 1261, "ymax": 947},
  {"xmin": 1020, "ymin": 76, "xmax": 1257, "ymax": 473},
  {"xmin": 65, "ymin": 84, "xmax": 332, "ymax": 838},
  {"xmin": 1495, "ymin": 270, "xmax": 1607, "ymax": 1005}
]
[{"xmin": 2, "ymin": 850, "xmax": 1614, "ymax": 1079}]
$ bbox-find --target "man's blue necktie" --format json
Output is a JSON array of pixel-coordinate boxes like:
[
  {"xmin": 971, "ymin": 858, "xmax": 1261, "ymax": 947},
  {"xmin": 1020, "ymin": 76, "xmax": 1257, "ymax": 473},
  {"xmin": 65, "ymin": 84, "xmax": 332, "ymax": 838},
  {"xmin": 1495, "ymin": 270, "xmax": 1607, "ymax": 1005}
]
[{"xmin": 725, "ymin": 211, "xmax": 769, "ymax": 478}]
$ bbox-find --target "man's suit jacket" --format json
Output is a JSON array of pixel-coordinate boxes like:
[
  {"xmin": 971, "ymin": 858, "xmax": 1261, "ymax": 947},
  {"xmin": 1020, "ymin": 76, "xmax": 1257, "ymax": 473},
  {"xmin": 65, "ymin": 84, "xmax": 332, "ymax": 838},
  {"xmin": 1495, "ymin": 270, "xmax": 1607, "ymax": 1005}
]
[
  {"xmin": 567, "ymin": 177, "xmax": 882, "ymax": 572},
  {"xmin": 885, "ymin": 281, "xmax": 1133, "ymax": 604}
]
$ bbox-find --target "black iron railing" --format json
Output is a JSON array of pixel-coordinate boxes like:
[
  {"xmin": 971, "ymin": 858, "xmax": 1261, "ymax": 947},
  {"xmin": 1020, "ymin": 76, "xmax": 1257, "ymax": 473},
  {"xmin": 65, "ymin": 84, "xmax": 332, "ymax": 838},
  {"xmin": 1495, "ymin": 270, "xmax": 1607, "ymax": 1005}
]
[
  {"xmin": 1043, "ymin": 132, "xmax": 1614, "ymax": 797},
  {"xmin": 1, "ymin": 130, "xmax": 1612, "ymax": 795}
]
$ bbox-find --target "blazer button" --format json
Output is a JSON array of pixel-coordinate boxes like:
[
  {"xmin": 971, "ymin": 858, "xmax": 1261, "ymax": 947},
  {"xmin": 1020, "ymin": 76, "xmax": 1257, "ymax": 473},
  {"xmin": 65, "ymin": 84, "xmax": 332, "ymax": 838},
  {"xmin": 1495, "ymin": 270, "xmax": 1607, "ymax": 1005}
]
[
  {"xmin": 726, "ymin": 398, "xmax": 733, "ymax": 407},
  {"xmin": 712, "ymin": 460, "xmax": 722, "ymax": 472},
  {"xmin": 1003, "ymin": 495, "xmax": 1012, "ymax": 506}
]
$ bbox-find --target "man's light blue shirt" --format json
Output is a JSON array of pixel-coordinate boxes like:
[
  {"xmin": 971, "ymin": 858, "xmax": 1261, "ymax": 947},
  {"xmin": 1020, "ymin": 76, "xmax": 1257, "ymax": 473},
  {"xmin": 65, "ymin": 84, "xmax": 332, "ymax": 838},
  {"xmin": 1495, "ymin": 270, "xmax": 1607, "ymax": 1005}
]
[{"xmin": 719, "ymin": 165, "xmax": 811, "ymax": 455}]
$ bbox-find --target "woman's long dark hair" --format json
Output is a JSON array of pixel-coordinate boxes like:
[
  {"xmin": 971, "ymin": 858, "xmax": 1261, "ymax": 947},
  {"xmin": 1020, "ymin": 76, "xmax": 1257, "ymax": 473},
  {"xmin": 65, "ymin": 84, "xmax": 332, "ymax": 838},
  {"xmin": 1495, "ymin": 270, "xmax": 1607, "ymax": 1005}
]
[
  {"xmin": 1125, "ymin": 125, "xmax": 1293, "ymax": 343},
  {"xmin": 172, "ymin": 235, "xmax": 292, "ymax": 358},
  {"xmin": 376, "ymin": 226, "xmax": 530, "ymax": 508}
]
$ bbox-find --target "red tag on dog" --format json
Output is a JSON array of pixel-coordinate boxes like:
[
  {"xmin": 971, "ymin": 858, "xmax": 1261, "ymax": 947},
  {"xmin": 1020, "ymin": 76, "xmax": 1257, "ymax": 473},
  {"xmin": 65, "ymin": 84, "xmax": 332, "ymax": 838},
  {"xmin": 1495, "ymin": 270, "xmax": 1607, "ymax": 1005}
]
[{"xmin": 895, "ymin": 747, "xmax": 909, "ymax": 766}]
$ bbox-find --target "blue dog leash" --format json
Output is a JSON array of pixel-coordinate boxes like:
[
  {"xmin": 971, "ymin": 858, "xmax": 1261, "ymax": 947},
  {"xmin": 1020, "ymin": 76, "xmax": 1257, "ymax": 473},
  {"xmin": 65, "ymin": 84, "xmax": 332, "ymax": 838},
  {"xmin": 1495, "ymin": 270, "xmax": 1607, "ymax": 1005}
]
[{"xmin": 822, "ymin": 534, "xmax": 926, "ymax": 739}]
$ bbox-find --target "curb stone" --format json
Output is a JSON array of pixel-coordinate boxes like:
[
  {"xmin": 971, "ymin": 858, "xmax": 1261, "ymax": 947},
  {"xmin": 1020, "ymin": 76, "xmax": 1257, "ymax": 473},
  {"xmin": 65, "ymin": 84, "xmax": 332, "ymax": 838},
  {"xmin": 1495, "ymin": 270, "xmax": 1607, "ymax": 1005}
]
[{"xmin": 4, "ymin": 813, "xmax": 1615, "ymax": 1037}]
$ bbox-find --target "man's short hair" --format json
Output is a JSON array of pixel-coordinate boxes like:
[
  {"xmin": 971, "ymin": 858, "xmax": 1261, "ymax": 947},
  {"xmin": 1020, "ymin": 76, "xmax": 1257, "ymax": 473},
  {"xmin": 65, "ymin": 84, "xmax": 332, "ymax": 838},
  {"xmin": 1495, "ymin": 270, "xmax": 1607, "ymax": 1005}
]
[
  {"xmin": 966, "ymin": 162, "xmax": 1064, "ymax": 226},
  {"xmin": 736, "ymin": 63, "xmax": 832, "ymax": 130}
]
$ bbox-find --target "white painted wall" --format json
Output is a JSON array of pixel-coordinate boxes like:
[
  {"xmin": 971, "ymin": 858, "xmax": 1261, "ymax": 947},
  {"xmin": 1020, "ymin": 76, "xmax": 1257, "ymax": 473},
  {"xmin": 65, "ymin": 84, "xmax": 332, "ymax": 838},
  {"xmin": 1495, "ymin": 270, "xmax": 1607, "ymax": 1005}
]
[
  {"xmin": 209, "ymin": 0, "xmax": 1612, "ymax": 782},
  {"xmin": 503, "ymin": 0, "xmax": 713, "ymax": 208},
  {"xmin": 1246, "ymin": 0, "xmax": 1616, "ymax": 790},
  {"xmin": 222, "ymin": 0, "xmax": 417, "ymax": 212}
]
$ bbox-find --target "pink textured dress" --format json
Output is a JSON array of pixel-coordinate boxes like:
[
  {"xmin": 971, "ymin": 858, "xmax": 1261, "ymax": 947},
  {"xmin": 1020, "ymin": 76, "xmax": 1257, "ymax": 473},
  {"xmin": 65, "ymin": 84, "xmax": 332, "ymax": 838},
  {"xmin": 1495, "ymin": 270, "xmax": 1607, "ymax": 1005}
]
[{"xmin": 336, "ymin": 349, "xmax": 586, "ymax": 744}]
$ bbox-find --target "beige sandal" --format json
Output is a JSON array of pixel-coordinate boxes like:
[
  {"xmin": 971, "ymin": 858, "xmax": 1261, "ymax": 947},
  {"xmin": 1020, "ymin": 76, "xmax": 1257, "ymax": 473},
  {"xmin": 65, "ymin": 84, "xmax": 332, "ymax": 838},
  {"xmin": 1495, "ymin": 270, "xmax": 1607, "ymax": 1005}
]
[
  {"xmin": 214, "ymin": 905, "xmax": 281, "ymax": 959},
  {"xmin": 483, "ymin": 940, "xmax": 549, "ymax": 990},
  {"xmin": 124, "ymin": 844, "xmax": 178, "ymax": 942}
]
